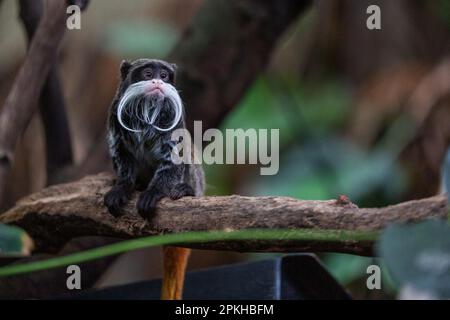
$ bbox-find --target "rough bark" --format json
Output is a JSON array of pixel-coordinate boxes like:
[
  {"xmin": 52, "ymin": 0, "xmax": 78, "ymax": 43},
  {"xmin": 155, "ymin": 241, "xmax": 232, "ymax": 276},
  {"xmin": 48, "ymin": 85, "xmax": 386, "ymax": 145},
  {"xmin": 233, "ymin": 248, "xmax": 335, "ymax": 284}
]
[{"xmin": 0, "ymin": 173, "xmax": 446, "ymax": 256}]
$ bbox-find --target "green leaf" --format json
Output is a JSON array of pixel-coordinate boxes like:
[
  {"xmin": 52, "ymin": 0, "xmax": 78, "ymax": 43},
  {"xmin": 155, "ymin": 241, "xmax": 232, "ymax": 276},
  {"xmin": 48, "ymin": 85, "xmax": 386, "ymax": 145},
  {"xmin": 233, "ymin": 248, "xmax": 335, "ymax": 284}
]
[
  {"xmin": 0, "ymin": 228, "xmax": 378, "ymax": 277},
  {"xmin": 377, "ymin": 220, "xmax": 450, "ymax": 298},
  {"xmin": 0, "ymin": 224, "xmax": 34, "ymax": 257}
]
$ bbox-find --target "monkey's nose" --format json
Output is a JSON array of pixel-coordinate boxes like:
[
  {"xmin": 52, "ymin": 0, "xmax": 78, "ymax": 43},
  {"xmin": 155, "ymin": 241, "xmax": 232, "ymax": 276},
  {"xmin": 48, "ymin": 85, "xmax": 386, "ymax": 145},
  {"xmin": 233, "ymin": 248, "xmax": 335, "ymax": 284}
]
[{"xmin": 151, "ymin": 79, "xmax": 164, "ymax": 86}]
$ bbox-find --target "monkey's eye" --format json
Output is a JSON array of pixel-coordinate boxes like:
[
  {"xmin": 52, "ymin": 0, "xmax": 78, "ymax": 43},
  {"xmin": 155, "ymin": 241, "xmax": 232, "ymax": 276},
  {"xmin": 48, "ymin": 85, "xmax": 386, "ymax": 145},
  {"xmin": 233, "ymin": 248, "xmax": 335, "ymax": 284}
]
[
  {"xmin": 142, "ymin": 69, "xmax": 154, "ymax": 80},
  {"xmin": 160, "ymin": 70, "xmax": 169, "ymax": 82}
]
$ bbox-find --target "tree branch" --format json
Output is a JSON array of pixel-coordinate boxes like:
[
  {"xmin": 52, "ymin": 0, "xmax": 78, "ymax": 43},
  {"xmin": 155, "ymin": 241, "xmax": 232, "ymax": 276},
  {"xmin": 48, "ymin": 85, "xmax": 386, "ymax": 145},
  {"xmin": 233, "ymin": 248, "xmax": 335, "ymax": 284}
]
[
  {"xmin": 19, "ymin": 0, "xmax": 73, "ymax": 184},
  {"xmin": 0, "ymin": 0, "xmax": 68, "ymax": 208},
  {"xmin": 0, "ymin": 173, "xmax": 446, "ymax": 256}
]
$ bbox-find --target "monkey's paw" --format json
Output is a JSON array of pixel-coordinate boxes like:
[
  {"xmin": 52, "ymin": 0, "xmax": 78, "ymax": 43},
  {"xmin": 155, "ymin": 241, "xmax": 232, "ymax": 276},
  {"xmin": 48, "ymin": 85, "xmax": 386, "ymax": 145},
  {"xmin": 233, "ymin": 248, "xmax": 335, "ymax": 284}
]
[
  {"xmin": 137, "ymin": 187, "xmax": 165, "ymax": 219},
  {"xmin": 104, "ymin": 186, "xmax": 131, "ymax": 217},
  {"xmin": 169, "ymin": 183, "xmax": 195, "ymax": 200}
]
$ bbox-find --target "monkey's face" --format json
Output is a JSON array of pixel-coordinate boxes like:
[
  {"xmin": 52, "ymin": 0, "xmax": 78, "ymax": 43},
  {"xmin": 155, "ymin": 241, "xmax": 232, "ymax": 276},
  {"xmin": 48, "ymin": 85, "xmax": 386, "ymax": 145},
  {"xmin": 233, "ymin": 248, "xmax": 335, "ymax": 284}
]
[{"xmin": 117, "ymin": 59, "xmax": 182, "ymax": 133}]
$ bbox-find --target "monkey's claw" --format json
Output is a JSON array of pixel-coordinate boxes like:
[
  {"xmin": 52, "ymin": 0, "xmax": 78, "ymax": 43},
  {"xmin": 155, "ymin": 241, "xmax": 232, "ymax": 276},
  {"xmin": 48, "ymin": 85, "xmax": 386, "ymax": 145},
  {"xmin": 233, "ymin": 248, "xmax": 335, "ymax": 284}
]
[
  {"xmin": 137, "ymin": 188, "xmax": 165, "ymax": 219},
  {"xmin": 104, "ymin": 186, "xmax": 131, "ymax": 217},
  {"xmin": 169, "ymin": 183, "xmax": 195, "ymax": 200}
]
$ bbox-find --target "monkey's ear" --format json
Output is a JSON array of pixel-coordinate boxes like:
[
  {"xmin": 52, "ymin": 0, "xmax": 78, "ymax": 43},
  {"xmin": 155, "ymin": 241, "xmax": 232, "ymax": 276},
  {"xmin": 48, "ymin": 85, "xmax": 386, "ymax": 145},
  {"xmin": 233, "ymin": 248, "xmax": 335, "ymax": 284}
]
[
  {"xmin": 120, "ymin": 60, "xmax": 132, "ymax": 80},
  {"xmin": 171, "ymin": 63, "xmax": 178, "ymax": 71}
]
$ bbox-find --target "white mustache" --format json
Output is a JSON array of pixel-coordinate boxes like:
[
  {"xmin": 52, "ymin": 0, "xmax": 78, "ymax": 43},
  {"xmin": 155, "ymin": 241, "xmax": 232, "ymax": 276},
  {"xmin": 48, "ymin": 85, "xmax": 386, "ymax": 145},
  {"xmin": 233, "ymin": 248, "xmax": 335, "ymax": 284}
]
[{"xmin": 117, "ymin": 80, "xmax": 183, "ymax": 133}]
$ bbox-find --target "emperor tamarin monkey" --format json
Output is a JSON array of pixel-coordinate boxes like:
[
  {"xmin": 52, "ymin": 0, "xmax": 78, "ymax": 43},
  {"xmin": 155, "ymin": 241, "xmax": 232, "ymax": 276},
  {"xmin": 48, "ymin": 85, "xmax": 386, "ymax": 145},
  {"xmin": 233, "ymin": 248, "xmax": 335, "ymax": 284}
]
[
  {"xmin": 104, "ymin": 58, "xmax": 204, "ymax": 218},
  {"xmin": 104, "ymin": 59, "xmax": 204, "ymax": 299}
]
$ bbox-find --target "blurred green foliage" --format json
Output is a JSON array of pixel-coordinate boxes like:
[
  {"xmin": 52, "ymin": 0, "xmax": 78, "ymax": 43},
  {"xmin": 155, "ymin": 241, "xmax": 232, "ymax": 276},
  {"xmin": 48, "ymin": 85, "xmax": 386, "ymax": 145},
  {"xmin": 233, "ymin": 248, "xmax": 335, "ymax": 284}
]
[
  {"xmin": 378, "ymin": 220, "xmax": 450, "ymax": 299},
  {"xmin": 206, "ymin": 75, "xmax": 408, "ymax": 205},
  {"xmin": 105, "ymin": 21, "xmax": 179, "ymax": 58},
  {"xmin": 323, "ymin": 254, "xmax": 396, "ymax": 295}
]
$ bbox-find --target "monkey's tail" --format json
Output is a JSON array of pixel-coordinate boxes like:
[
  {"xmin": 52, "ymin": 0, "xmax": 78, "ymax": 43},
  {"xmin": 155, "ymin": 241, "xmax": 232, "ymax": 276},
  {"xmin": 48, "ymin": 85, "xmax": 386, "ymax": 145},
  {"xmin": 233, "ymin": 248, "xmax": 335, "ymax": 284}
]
[{"xmin": 161, "ymin": 246, "xmax": 191, "ymax": 300}]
